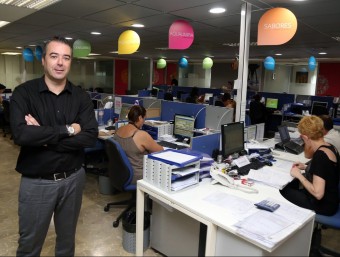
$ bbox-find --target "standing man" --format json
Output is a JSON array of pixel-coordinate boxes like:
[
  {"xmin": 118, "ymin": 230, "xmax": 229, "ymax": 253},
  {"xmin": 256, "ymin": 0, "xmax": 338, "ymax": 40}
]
[{"xmin": 10, "ymin": 36, "xmax": 98, "ymax": 256}]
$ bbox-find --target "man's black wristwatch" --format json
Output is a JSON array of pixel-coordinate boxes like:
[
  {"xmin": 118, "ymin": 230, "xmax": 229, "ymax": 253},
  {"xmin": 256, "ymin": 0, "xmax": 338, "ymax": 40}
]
[{"xmin": 66, "ymin": 125, "xmax": 75, "ymax": 136}]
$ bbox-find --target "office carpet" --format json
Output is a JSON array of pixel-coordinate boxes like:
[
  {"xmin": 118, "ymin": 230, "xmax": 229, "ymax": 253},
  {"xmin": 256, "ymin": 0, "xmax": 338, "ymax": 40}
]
[{"xmin": 0, "ymin": 135, "xmax": 339, "ymax": 256}]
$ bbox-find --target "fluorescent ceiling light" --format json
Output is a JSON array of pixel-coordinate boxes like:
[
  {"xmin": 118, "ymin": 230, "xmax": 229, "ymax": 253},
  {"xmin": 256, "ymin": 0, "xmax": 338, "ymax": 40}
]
[
  {"xmin": 131, "ymin": 24, "xmax": 144, "ymax": 28},
  {"xmin": 318, "ymin": 52, "xmax": 327, "ymax": 55},
  {"xmin": 65, "ymin": 37, "xmax": 73, "ymax": 40},
  {"xmin": 91, "ymin": 32, "xmax": 101, "ymax": 35},
  {"xmin": 209, "ymin": 7, "xmax": 226, "ymax": 14},
  {"xmin": 88, "ymin": 53, "xmax": 101, "ymax": 56},
  {"xmin": 275, "ymin": 53, "xmax": 282, "ymax": 56},
  {"xmin": 110, "ymin": 51, "xmax": 119, "ymax": 54},
  {"xmin": 1, "ymin": 52, "xmax": 22, "ymax": 55},
  {"xmin": 0, "ymin": 21, "xmax": 10, "ymax": 28},
  {"xmin": 0, "ymin": 0, "xmax": 61, "ymax": 10},
  {"xmin": 16, "ymin": 46, "xmax": 23, "ymax": 49}
]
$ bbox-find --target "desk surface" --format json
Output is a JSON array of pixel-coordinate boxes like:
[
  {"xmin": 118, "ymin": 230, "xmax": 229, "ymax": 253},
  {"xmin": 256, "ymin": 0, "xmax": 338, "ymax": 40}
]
[{"xmin": 137, "ymin": 178, "xmax": 314, "ymax": 255}]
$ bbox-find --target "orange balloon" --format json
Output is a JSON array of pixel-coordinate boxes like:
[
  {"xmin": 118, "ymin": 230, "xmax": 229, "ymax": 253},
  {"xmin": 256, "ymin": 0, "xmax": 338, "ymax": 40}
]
[{"xmin": 258, "ymin": 8, "xmax": 297, "ymax": 45}]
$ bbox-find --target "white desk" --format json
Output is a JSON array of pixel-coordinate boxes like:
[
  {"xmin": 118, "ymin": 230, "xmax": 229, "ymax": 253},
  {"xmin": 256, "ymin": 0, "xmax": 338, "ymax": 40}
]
[{"xmin": 136, "ymin": 178, "xmax": 315, "ymax": 256}]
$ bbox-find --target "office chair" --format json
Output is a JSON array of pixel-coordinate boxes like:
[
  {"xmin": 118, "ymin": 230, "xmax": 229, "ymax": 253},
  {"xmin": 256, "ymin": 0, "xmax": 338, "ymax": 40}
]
[
  {"xmin": 312, "ymin": 183, "xmax": 340, "ymax": 256},
  {"xmin": 104, "ymin": 137, "xmax": 136, "ymax": 228}
]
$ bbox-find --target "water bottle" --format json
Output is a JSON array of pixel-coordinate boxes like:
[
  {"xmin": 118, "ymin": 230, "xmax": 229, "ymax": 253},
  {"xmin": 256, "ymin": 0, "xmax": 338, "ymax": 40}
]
[
  {"xmin": 98, "ymin": 109, "xmax": 104, "ymax": 126},
  {"xmin": 329, "ymin": 107, "xmax": 334, "ymax": 118}
]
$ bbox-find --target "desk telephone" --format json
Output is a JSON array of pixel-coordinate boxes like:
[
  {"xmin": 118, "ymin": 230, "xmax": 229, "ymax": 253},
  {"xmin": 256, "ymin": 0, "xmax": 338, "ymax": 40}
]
[{"xmin": 210, "ymin": 165, "xmax": 258, "ymax": 194}]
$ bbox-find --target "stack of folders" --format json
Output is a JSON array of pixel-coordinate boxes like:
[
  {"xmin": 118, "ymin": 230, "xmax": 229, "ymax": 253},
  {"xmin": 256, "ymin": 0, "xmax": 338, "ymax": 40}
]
[
  {"xmin": 199, "ymin": 156, "xmax": 214, "ymax": 179},
  {"xmin": 171, "ymin": 166, "xmax": 199, "ymax": 191}
]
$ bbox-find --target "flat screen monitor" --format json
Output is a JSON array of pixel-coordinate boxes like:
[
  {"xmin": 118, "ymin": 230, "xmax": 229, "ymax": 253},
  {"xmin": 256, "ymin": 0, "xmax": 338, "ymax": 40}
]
[
  {"xmin": 265, "ymin": 98, "xmax": 278, "ymax": 109},
  {"xmin": 204, "ymin": 93, "xmax": 213, "ymax": 102},
  {"xmin": 173, "ymin": 114, "xmax": 195, "ymax": 139},
  {"xmin": 119, "ymin": 103, "xmax": 133, "ymax": 120},
  {"xmin": 311, "ymin": 101, "xmax": 328, "ymax": 115},
  {"xmin": 221, "ymin": 121, "xmax": 244, "ymax": 158}
]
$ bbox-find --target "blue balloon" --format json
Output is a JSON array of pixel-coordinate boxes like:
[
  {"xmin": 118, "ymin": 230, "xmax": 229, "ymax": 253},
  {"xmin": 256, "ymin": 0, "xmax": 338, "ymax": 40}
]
[
  {"xmin": 308, "ymin": 56, "xmax": 316, "ymax": 71},
  {"xmin": 178, "ymin": 57, "xmax": 188, "ymax": 68},
  {"xmin": 23, "ymin": 48, "xmax": 34, "ymax": 62},
  {"xmin": 35, "ymin": 46, "xmax": 43, "ymax": 61},
  {"xmin": 264, "ymin": 56, "xmax": 275, "ymax": 71}
]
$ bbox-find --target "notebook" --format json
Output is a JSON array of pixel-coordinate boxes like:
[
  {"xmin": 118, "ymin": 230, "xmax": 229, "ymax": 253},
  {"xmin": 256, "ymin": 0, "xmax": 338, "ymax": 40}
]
[{"xmin": 275, "ymin": 125, "xmax": 304, "ymax": 155}]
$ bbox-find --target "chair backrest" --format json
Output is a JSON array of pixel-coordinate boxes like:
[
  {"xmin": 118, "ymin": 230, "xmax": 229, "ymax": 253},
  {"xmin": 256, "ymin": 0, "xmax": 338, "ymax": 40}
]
[{"xmin": 105, "ymin": 138, "xmax": 135, "ymax": 192}]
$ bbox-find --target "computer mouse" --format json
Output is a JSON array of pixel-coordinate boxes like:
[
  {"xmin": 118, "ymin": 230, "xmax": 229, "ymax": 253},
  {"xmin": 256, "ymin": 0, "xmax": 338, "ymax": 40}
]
[{"xmin": 264, "ymin": 160, "xmax": 273, "ymax": 166}]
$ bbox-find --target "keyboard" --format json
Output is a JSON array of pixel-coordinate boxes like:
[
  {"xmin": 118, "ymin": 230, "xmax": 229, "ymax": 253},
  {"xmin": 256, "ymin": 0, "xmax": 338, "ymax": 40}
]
[
  {"xmin": 158, "ymin": 140, "xmax": 188, "ymax": 150},
  {"xmin": 284, "ymin": 141, "xmax": 304, "ymax": 154},
  {"xmin": 232, "ymin": 159, "xmax": 266, "ymax": 176}
]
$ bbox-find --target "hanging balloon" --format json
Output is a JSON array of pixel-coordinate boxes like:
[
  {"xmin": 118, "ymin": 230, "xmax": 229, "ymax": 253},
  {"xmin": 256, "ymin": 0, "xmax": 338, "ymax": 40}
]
[
  {"xmin": 264, "ymin": 56, "xmax": 275, "ymax": 70},
  {"xmin": 308, "ymin": 56, "xmax": 316, "ymax": 71},
  {"xmin": 35, "ymin": 45, "xmax": 43, "ymax": 61},
  {"xmin": 157, "ymin": 58, "xmax": 166, "ymax": 69},
  {"xmin": 23, "ymin": 48, "xmax": 34, "ymax": 62},
  {"xmin": 202, "ymin": 57, "xmax": 213, "ymax": 69},
  {"xmin": 73, "ymin": 39, "xmax": 91, "ymax": 58},
  {"xmin": 178, "ymin": 57, "xmax": 188, "ymax": 68},
  {"xmin": 118, "ymin": 30, "xmax": 140, "ymax": 54}
]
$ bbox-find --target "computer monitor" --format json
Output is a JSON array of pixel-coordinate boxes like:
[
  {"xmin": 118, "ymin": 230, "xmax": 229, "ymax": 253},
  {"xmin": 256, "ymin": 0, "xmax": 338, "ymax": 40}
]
[
  {"xmin": 204, "ymin": 93, "xmax": 213, "ymax": 103},
  {"xmin": 119, "ymin": 103, "xmax": 133, "ymax": 120},
  {"xmin": 173, "ymin": 114, "xmax": 195, "ymax": 139},
  {"xmin": 311, "ymin": 101, "xmax": 328, "ymax": 115},
  {"xmin": 221, "ymin": 121, "xmax": 245, "ymax": 158},
  {"xmin": 265, "ymin": 98, "xmax": 279, "ymax": 109}
]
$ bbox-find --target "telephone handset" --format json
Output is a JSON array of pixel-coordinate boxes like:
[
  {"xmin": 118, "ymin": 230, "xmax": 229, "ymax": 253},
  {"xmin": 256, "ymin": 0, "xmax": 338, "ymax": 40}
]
[{"xmin": 210, "ymin": 166, "xmax": 258, "ymax": 194}]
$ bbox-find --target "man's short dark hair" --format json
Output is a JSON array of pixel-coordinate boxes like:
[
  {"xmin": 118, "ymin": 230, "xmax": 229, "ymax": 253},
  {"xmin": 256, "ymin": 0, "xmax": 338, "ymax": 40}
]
[
  {"xmin": 43, "ymin": 36, "xmax": 72, "ymax": 57},
  {"xmin": 0, "ymin": 84, "xmax": 6, "ymax": 90},
  {"xmin": 319, "ymin": 114, "xmax": 333, "ymax": 131}
]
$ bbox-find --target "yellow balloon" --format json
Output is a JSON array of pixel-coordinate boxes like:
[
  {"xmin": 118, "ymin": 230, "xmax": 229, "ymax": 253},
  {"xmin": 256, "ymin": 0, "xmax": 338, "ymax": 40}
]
[{"xmin": 118, "ymin": 30, "xmax": 140, "ymax": 54}]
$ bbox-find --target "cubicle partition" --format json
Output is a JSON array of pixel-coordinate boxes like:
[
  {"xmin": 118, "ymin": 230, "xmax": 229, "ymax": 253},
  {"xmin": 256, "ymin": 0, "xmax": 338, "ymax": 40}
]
[
  {"xmin": 160, "ymin": 101, "xmax": 206, "ymax": 129},
  {"xmin": 259, "ymin": 92, "xmax": 295, "ymax": 110}
]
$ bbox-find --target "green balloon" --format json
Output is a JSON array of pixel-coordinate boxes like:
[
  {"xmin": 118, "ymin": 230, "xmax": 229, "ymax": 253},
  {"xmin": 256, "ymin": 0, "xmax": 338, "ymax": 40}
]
[
  {"xmin": 202, "ymin": 57, "xmax": 213, "ymax": 69},
  {"xmin": 157, "ymin": 58, "xmax": 166, "ymax": 69},
  {"xmin": 73, "ymin": 39, "xmax": 91, "ymax": 58}
]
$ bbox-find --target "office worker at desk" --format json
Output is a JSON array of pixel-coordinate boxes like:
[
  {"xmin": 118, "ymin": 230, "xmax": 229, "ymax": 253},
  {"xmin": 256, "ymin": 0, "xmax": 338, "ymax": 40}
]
[
  {"xmin": 114, "ymin": 105, "xmax": 163, "ymax": 184},
  {"xmin": 249, "ymin": 93, "xmax": 267, "ymax": 125},
  {"xmin": 280, "ymin": 116, "xmax": 339, "ymax": 216},
  {"xmin": 319, "ymin": 114, "xmax": 340, "ymax": 153}
]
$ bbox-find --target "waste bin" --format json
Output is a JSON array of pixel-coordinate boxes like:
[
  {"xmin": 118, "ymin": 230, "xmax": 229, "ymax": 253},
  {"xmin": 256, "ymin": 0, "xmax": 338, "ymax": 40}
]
[
  {"xmin": 98, "ymin": 175, "xmax": 115, "ymax": 195},
  {"xmin": 122, "ymin": 209, "xmax": 150, "ymax": 253}
]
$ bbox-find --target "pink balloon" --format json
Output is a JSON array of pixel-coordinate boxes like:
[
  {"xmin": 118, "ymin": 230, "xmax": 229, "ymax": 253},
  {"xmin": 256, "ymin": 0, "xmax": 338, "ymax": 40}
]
[{"xmin": 169, "ymin": 20, "xmax": 194, "ymax": 50}]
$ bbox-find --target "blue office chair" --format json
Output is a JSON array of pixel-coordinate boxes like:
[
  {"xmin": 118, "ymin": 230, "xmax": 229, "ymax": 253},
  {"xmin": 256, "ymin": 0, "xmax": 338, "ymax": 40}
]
[
  {"xmin": 313, "ymin": 183, "xmax": 340, "ymax": 256},
  {"xmin": 104, "ymin": 137, "xmax": 136, "ymax": 228}
]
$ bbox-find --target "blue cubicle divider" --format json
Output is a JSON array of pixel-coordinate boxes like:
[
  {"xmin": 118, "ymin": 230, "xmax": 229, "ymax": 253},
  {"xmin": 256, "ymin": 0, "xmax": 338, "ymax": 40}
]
[
  {"xmin": 160, "ymin": 101, "xmax": 206, "ymax": 129},
  {"xmin": 157, "ymin": 90, "xmax": 165, "ymax": 99},
  {"xmin": 310, "ymin": 96, "xmax": 334, "ymax": 110},
  {"xmin": 138, "ymin": 90, "xmax": 151, "ymax": 97},
  {"xmin": 191, "ymin": 133, "xmax": 220, "ymax": 157},
  {"xmin": 259, "ymin": 92, "xmax": 295, "ymax": 110}
]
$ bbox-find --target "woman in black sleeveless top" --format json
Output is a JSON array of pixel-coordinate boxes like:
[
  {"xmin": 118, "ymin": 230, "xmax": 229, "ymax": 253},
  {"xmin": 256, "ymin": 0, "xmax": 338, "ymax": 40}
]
[{"xmin": 280, "ymin": 115, "xmax": 339, "ymax": 216}]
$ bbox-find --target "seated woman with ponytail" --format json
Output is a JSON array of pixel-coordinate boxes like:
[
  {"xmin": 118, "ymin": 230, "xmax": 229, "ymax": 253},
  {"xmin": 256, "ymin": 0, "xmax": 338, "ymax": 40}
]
[{"xmin": 114, "ymin": 105, "xmax": 164, "ymax": 184}]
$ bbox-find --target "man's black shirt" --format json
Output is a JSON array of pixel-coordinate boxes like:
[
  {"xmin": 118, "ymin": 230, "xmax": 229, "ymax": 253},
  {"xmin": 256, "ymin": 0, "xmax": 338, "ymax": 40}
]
[{"xmin": 10, "ymin": 77, "xmax": 98, "ymax": 176}]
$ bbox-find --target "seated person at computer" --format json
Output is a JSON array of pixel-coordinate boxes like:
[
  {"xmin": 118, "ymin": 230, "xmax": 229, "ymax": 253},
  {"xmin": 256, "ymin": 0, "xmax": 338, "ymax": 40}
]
[
  {"xmin": 280, "ymin": 115, "xmax": 339, "ymax": 216},
  {"xmin": 249, "ymin": 93, "xmax": 267, "ymax": 125},
  {"xmin": 114, "ymin": 105, "xmax": 164, "ymax": 184},
  {"xmin": 186, "ymin": 87, "xmax": 204, "ymax": 103},
  {"xmin": 319, "ymin": 114, "xmax": 340, "ymax": 153},
  {"xmin": 222, "ymin": 93, "xmax": 236, "ymax": 121}
]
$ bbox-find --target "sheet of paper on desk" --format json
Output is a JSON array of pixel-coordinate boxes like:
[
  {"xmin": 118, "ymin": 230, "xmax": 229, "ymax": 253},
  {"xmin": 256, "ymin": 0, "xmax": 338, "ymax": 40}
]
[
  {"xmin": 172, "ymin": 167, "xmax": 199, "ymax": 176},
  {"xmin": 234, "ymin": 210, "xmax": 294, "ymax": 248},
  {"xmin": 247, "ymin": 166, "xmax": 294, "ymax": 189},
  {"xmin": 171, "ymin": 175, "xmax": 197, "ymax": 191},
  {"xmin": 203, "ymin": 192, "xmax": 256, "ymax": 220}
]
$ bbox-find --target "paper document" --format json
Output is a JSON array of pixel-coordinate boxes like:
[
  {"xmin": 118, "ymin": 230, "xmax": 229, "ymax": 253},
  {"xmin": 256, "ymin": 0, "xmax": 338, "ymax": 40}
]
[
  {"xmin": 171, "ymin": 174, "xmax": 197, "ymax": 191},
  {"xmin": 247, "ymin": 166, "xmax": 294, "ymax": 189},
  {"xmin": 151, "ymin": 151, "xmax": 200, "ymax": 165}
]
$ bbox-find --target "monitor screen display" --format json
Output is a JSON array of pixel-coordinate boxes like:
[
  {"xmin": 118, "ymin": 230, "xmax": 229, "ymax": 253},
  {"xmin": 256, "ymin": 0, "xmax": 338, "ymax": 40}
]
[
  {"xmin": 173, "ymin": 114, "xmax": 195, "ymax": 138},
  {"xmin": 311, "ymin": 101, "xmax": 328, "ymax": 115},
  {"xmin": 204, "ymin": 93, "xmax": 213, "ymax": 102},
  {"xmin": 221, "ymin": 121, "xmax": 244, "ymax": 158},
  {"xmin": 119, "ymin": 103, "xmax": 133, "ymax": 120},
  {"xmin": 265, "ymin": 98, "xmax": 278, "ymax": 109}
]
